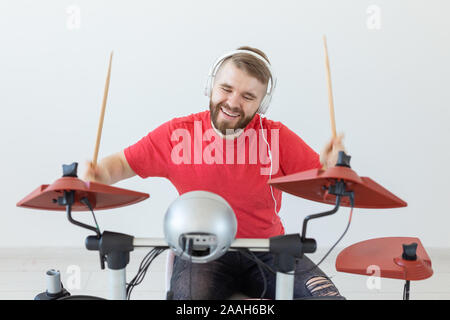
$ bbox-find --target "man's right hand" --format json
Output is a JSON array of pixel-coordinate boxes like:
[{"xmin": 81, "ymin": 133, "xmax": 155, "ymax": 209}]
[{"xmin": 82, "ymin": 161, "xmax": 111, "ymax": 184}]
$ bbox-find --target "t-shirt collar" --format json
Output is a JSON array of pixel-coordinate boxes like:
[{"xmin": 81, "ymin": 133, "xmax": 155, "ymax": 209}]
[{"xmin": 208, "ymin": 110, "xmax": 260, "ymax": 140}]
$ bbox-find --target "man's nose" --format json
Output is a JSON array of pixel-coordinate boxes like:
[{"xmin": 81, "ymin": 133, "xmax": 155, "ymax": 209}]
[{"xmin": 226, "ymin": 92, "xmax": 241, "ymax": 110}]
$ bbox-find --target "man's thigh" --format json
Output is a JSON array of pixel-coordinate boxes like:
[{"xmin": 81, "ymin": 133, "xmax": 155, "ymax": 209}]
[
  {"xmin": 170, "ymin": 252, "xmax": 240, "ymax": 300},
  {"xmin": 239, "ymin": 253, "xmax": 343, "ymax": 299}
]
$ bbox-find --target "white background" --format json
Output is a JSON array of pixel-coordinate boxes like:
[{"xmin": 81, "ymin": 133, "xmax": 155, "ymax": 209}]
[{"xmin": 1, "ymin": 0, "xmax": 448, "ymax": 251}]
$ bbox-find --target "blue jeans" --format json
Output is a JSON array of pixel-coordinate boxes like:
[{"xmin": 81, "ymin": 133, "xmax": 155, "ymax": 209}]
[{"xmin": 169, "ymin": 251, "xmax": 343, "ymax": 300}]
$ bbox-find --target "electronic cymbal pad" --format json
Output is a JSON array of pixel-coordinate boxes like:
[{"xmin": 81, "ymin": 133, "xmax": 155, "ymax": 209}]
[
  {"xmin": 268, "ymin": 152, "xmax": 407, "ymax": 209},
  {"xmin": 17, "ymin": 163, "xmax": 149, "ymax": 211}
]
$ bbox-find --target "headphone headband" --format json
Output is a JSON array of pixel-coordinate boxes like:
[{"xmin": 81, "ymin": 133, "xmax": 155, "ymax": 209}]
[{"xmin": 204, "ymin": 49, "xmax": 277, "ymax": 115}]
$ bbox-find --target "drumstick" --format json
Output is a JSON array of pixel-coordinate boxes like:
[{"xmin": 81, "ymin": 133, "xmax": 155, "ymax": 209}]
[
  {"xmin": 323, "ymin": 36, "xmax": 337, "ymax": 139},
  {"xmin": 92, "ymin": 51, "xmax": 113, "ymax": 166}
]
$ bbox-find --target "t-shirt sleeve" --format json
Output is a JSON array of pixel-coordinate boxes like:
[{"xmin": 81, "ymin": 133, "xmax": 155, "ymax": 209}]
[
  {"xmin": 123, "ymin": 121, "xmax": 172, "ymax": 179},
  {"xmin": 279, "ymin": 124, "xmax": 322, "ymax": 175}
]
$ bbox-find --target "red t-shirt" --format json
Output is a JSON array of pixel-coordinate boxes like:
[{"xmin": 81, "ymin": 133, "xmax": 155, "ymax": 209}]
[{"xmin": 124, "ymin": 110, "xmax": 321, "ymax": 239}]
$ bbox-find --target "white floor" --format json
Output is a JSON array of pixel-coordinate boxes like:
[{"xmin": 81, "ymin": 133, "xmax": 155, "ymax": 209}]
[{"xmin": 0, "ymin": 247, "xmax": 448, "ymax": 300}]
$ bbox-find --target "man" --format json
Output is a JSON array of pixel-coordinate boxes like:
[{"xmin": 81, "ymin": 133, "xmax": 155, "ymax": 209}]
[{"xmin": 83, "ymin": 46, "xmax": 345, "ymax": 299}]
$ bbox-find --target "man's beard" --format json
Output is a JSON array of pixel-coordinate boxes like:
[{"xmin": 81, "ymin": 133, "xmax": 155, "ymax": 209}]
[{"xmin": 209, "ymin": 100, "xmax": 257, "ymax": 135}]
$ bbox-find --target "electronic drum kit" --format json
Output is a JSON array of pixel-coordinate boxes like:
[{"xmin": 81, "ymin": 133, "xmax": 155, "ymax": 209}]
[{"xmin": 16, "ymin": 39, "xmax": 433, "ymax": 300}]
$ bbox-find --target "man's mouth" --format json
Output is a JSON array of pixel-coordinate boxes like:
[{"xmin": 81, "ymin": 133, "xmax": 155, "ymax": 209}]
[{"xmin": 220, "ymin": 106, "xmax": 240, "ymax": 118}]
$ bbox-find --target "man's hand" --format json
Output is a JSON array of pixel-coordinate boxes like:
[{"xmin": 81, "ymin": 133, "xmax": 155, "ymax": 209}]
[
  {"xmin": 82, "ymin": 161, "xmax": 111, "ymax": 184},
  {"xmin": 320, "ymin": 133, "xmax": 346, "ymax": 170}
]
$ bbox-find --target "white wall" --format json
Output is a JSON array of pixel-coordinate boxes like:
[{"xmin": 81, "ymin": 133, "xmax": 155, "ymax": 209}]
[{"xmin": 1, "ymin": 0, "xmax": 449, "ymax": 249}]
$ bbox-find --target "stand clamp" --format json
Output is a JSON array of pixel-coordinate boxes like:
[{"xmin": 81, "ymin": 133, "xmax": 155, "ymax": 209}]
[{"xmin": 86, "ymin": 231, "xmax": 134, "ymax": 270}]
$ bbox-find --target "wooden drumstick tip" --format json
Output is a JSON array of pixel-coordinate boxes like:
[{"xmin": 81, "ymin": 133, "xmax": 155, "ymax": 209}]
[
  {"xmin": 92, "ymin": 51, "xmax": 114, "ymax": 167},
  {"xmin": 323, "ymin": 35, "xmax": 337, "ymax": 139}
]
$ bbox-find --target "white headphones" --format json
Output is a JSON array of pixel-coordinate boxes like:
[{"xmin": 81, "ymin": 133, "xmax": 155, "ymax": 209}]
[{"xmin": 204, "ymin": 49, "xmax": 277, "ymax": 115}]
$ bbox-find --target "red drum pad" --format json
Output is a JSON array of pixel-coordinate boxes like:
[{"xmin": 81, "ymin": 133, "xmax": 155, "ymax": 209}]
[
  {"xmin": 335, "ymin": 237, "xmax": 433, "ymax": 281},
  {"xmin": 17, "ymin": 176, "xmax": 149, "ymax": 211},
  {"xmin": 268, "ymin": 166, "xmax": 407, "ymax": 209}
]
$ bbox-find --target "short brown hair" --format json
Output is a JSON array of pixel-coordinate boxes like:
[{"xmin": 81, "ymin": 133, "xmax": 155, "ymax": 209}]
[{"xmin": 221, "ymin": 46, "xmax": 272, "ymax": 86}]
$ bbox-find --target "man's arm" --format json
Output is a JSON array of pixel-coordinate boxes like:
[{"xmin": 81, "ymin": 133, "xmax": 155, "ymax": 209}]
[
  {"xmin": 82, "ymin": 150, "xmax": 136, "ymax": 185},
  {"xmin": 277, "ymin": 123, "xmax": 346, "ymax": 174}
]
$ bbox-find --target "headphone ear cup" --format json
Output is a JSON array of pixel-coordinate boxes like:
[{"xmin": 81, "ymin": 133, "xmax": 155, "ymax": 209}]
[
  {"xmin": 204, "ymin": 76, "xmax": 213, "ymax": 97},
  {"xmin": 258, "ymin": 95, "xmax": 269, "ymax": 114}
]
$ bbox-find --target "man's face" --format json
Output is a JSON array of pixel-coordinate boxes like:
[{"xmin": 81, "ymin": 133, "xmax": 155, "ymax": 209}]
[{"xmin": 209, "ymin": 60, "xmax": 268, "ymax": 135}]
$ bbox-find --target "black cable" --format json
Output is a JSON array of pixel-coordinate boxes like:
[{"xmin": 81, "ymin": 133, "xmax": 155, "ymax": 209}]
[
  {"xmin": 238, "ymin": 249, "xmax": 277, "ymax": 275},
  {"xmin": 141, "ymin": 249, "xmax": 164, "ymax": 284},
  {"xmin": 127, "ymin": 249, "xmax": 157, "ymax": 299},
  {"xmin": 247, "ymin": 250, "xmax": 267, "ymax": 299},
  {"xmin": 237, "ymin": 205, "xmax": 354, "ymax": 279},
  {"xmin": 287, "ymin": 205, "xmax": 354, "ymax": 276},
  {"xmin": 66, "ymin": 195, "xmax": 99, "ymax": 235},
  {"xmin": 128, "ymin": 248, "xmax": 164, "ymax": 299},
  {"xmin": 80, "ymin": 197, "xmax": 101, "ymax": 236},
  {"xmin": 126, "ymin": 247, "xmax": 166, "ymax": 300}
]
